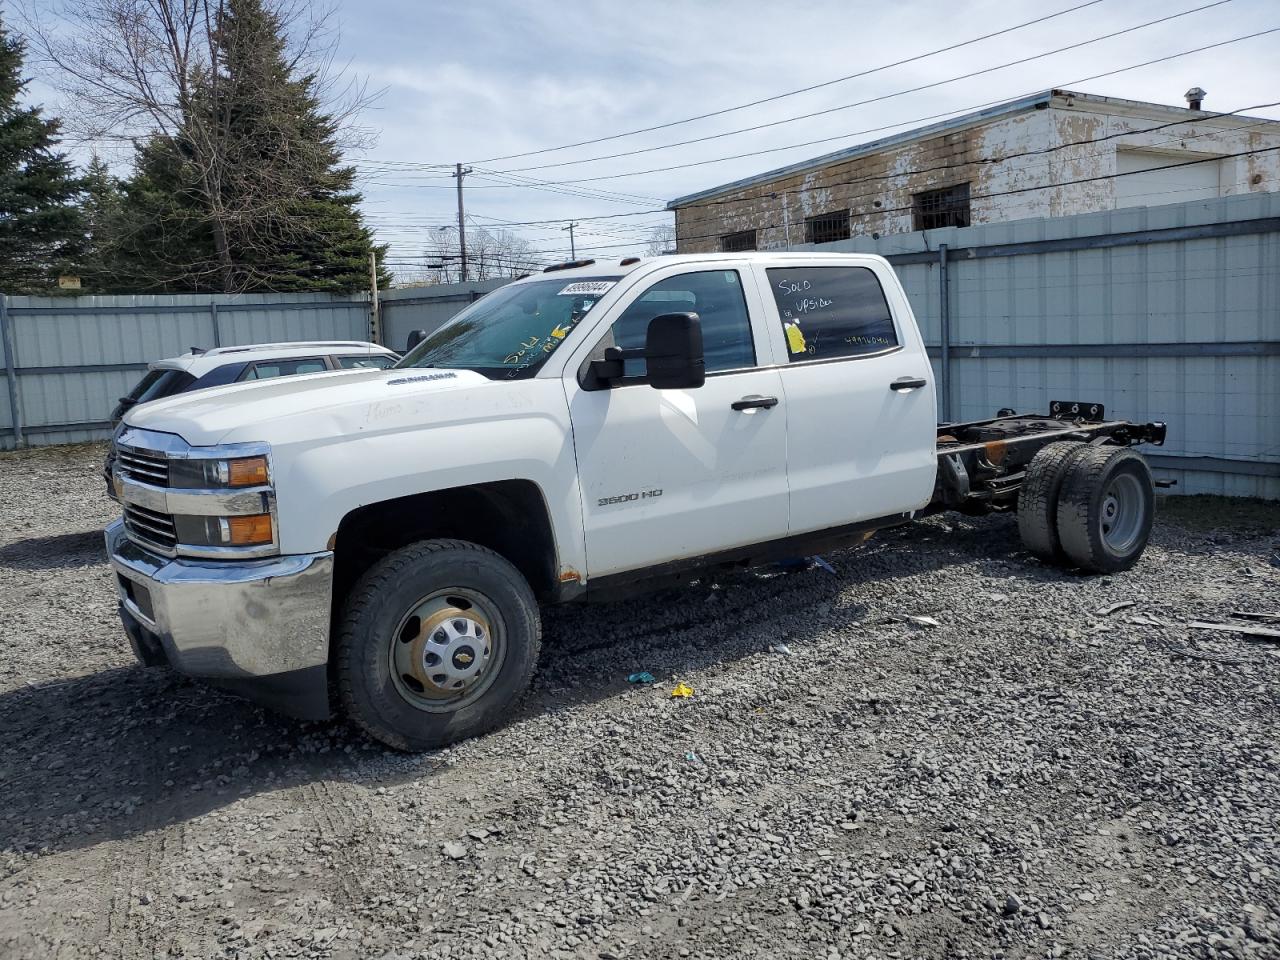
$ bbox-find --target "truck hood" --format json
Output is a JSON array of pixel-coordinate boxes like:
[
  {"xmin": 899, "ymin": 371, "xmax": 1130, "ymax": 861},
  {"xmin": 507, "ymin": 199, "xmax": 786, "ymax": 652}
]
[{"xmin": 124, "ymin": 367, "xmax": 516, "ymax": 447}]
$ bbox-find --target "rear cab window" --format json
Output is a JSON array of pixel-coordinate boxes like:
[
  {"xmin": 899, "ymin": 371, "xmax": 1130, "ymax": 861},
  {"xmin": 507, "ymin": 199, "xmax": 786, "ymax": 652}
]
[
  {"xmin": 766, "ymin": 266, "xmax": 899, "ymax": 362},
  {"xmin": 336, "ymin": 354, "xmax": 395, "ymax": 370},
  {"xmin": 239, "ymin": 358, "xmax": 329, "ymax": 381}
]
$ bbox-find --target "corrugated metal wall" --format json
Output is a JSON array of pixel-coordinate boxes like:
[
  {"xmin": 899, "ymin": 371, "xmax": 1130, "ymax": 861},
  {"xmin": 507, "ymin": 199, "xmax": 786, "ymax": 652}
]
[
  {"xmin": 380, "ymin": 279, "xmax": 510, "ymax": 353},
  {"xmin": 808, "ymin": 193, "xmax": 1280, "ymax": 499},
  {"xmin": 3, "ymin": 196, "xmax": 1276, "ymax": 498},
  {"xmin": 0, "ymin": 284, "xmax": 520, "ymax": 450},
  {"xmin": 0, "ymin": 292, "xmax": 373, "ymax": 448}
]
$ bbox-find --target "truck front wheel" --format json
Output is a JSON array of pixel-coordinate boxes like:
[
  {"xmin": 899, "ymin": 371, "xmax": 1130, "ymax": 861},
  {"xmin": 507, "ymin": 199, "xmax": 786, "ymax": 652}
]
[
  {"xmin": 336, "ymin": 539, "xmax": 541, "ymax": 751},
  {"xmin": 1054, "ymin": 446, "xmax": 1155, "ymax": 573}
]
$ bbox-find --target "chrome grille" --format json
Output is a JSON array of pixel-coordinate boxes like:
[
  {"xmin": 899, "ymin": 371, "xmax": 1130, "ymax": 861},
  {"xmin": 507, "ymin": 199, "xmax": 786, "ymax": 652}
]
[
  {"xmin": 116, "ymin": 445, "xmax": 170, "ymax": 486},
  {"xmin": 123, "ymin": 503, "xmax": 178, "ymax": 550}
]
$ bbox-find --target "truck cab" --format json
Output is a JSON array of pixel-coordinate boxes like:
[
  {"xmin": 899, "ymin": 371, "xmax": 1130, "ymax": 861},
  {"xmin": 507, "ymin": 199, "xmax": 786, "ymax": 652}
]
[{"xmin": 105, "ymin": 253, "xmax": 1157, "ymax": 751}]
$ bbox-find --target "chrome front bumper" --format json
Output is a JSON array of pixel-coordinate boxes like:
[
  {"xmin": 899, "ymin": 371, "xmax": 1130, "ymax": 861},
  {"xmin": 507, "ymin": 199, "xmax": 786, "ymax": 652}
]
[{"xmin": 105, "ymin": 519, "xmax": 335, "ymax": 719}]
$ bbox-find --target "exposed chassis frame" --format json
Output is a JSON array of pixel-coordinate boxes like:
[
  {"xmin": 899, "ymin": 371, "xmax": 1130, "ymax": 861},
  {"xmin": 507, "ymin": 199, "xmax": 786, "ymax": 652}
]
[{"xmin": 933, "ymin": 409, "xmax": 1168, "ymax": 512}]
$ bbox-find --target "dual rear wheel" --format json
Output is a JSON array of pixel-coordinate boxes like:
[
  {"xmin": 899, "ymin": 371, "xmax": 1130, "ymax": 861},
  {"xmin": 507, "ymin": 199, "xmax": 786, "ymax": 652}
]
[{"xmin": 1017, "ymin": 442, "xmax": 1155, "ymax": 573}]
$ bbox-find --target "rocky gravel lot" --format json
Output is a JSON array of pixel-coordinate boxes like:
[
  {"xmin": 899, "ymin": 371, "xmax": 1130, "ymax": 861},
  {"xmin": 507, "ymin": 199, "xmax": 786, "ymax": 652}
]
[{"xmin": 1, "ymin": 442, "xmax": 1278, "ymax": 960}]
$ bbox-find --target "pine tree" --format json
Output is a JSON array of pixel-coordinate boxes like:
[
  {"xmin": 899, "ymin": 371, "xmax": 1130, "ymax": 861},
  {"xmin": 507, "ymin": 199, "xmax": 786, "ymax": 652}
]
[
  {"xmin": 115, "ymin": 134, "xmax": 220, "ymax": 291},
  {"xmin": 0, "ymin": 17, "xmax": 84, "ymax": 293},
  {"xmin": 209, "ymin": 0, "xmax": 386, "ymax": 292},
  {"xmin": 77, "ymin": 154, "xmax": 129, "ymax": 292}
]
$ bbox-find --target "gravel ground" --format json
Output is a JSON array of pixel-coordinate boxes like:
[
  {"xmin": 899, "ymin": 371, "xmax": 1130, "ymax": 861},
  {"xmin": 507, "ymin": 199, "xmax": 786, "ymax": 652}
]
[{"xmin": 1, "ymin": 442, "xmax": 1278, "ymax": 960}]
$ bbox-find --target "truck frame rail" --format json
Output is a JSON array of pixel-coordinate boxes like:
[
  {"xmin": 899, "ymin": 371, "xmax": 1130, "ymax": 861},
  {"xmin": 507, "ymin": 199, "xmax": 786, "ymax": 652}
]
[{"xmin": 933, "ymin": 404, "xmax": 1167, "ymax": 512}]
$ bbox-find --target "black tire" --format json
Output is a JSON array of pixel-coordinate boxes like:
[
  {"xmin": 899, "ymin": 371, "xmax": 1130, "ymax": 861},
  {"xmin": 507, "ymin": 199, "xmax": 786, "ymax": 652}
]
[
  {"xmin": 1017, "ymin": 441, "xmax": 1089, "ymax": 562},
  {"xmin": 336, "ymin": 539, "xmax": 541, "ymax": 751},
  {"xmin": 1055, "ymin": 446, "xmax": 1155, "ymax": 573}
]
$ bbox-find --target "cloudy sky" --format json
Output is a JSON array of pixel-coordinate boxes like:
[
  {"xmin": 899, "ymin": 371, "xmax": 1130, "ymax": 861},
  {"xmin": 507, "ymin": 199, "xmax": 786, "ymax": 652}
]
[{"xmin": 21, "ymin": 0, "xmax": 1280, "ymax": 279}]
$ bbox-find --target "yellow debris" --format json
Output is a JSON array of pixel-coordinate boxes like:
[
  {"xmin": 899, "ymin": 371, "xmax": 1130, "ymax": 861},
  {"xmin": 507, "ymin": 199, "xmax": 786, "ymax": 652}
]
[{"xmin": 670, "ymin": 682, "xmax": 695, "ymax": 699}]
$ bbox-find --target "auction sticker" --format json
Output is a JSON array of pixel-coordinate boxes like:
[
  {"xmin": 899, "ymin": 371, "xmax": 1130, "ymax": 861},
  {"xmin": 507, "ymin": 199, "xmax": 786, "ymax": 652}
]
[{"xmin": 558, "ymin": 281, "xmax": 616, "ymax": 296}]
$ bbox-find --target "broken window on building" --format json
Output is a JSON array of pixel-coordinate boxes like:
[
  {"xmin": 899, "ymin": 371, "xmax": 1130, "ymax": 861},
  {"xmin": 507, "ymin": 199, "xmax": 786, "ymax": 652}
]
[
  {"xmin": 804, "ymin": 210, "xmax": 850, "ymax": 245},
  {"xmin": 912, "ymin": 183, "xmax": 971, "ymax": 230},
  {"xmin": 719, "ymin": 229, "xmax": 757, "ymax": 252}
]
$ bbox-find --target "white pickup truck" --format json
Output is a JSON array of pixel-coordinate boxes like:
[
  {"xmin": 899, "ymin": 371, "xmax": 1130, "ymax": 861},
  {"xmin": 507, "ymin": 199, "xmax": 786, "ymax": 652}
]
[{"xmin": 106, "ymin": 253, "xmax": 1167, "ymax": 750}]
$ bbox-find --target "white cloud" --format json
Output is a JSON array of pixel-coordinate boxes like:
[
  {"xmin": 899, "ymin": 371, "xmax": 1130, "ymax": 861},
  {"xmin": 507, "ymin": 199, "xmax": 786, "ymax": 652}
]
[{"xmin": 331, "ymin": 0, "xmax": 1280, "ymax": 270}]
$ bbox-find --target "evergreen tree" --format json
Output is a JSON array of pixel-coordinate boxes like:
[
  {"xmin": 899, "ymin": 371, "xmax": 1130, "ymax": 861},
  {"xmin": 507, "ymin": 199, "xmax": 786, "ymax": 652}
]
[
  {"xmin": 115, "ymin": 134, "xmax": 220, "ymax": 291},
  {"xmin": 112, "ymin": 0, "xmax": 384, "ymax": 293},
  {"xmin": 0, "ymin": 17, "xmax": 84, "ymax": 293},
  {"xmin": 77, "ymin": 154, "xmax": 130, "ymax": 292},
  {"xmin": 208, "ymin": 0, "xmax": 386, "ymax": 292}
]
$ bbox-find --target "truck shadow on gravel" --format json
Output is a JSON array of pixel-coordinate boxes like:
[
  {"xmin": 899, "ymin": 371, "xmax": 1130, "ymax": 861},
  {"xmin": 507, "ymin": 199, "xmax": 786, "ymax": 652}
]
[
  {"xmin": 0, "ymin": 513, "xmax": 1235, "ymax": 860},
  {"xmin": 0, "ymin": 530, "xmax": 106, "ymax": 570}
]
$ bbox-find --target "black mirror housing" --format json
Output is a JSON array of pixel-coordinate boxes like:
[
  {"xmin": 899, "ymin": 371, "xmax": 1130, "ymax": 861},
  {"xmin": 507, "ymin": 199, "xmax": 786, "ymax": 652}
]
[
  {"xmin": 406, "ymin": 329, "xmax": 428, "ymax": 352},
  {"xmin": 645, "ymin": 312, "xmax": 705, "ymax": 390}
]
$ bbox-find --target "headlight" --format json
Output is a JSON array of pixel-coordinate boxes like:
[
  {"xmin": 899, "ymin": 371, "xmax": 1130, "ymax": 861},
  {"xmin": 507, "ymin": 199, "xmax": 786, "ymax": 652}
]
[
  {"xmin": 169, "ymin": 455, "xmax": 270, "ymax": 489},
  {"xmin": 174, "ymin": 513, "xmax": 274, "ymax": 548}
]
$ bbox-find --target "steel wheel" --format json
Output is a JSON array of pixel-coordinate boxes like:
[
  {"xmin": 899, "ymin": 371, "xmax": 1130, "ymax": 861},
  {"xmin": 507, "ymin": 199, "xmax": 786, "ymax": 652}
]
[
  {"xmin": 389, "ymin": 589, "xmax": 505, "ymax": 713},
  {"xmin": 1055, "ymin": 446, "xmax": 1154, "ymax": 573},
  {"xmin": 1099, "ymin": 473, "xmax": 1145, "ymax": 554}
]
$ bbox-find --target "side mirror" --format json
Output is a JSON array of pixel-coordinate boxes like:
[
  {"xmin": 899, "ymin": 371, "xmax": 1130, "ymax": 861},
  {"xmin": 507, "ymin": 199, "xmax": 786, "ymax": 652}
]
[
  {"xmin": 405, "ymin": 329, "xmax": 428, "ymax": 352},
  {"xmin": 645, "ymin": 312, "xmax": 704, "ymax": 390}
]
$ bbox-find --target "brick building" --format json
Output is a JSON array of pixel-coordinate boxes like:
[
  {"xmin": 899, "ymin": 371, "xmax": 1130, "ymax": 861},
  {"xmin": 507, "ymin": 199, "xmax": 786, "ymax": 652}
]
[{"xmin": 667, "ymin": 89, "xmax": 1280, "ymax": 252}]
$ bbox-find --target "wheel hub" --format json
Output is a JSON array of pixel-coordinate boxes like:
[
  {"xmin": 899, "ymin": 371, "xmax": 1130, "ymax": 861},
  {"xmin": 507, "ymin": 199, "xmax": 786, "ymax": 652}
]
[
  {"xmin": 1099, "ymin": 474, "xmax": 1143, "ymax": 552},
  {"xmin": 392, "ymin": 596, "xmax": 495, "ymax": 707}
]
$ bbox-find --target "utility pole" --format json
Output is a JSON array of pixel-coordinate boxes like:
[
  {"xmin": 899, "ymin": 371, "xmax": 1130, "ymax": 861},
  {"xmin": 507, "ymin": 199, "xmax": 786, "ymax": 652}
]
[
  {"xmin": 453, "ymin": 163, "xmax": 472, "ymax": 281},
  {"xmin": 563, "ymin": 221, "xmax": 578, "ymax": 260}
]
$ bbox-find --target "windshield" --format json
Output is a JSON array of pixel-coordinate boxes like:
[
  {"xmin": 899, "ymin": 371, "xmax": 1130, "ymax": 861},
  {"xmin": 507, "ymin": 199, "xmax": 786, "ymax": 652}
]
[{"xmin": 395, "ymin": 276, "xmax": 621, "ymax": 379}]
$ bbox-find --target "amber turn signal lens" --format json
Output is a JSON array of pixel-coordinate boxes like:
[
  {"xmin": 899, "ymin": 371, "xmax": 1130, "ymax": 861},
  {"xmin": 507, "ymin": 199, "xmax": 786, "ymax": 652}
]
[
  {"xmin": 226, "ymin": 513, "xmax": 273, "ymax": 545},
  {"xmin": 228, "ymin": 456, "xmax": 269, "ymax": 487}
]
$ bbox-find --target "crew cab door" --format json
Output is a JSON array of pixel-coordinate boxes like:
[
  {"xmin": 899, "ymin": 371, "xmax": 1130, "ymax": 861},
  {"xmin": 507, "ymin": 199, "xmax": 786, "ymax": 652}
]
[
  {"xmin": 564, "ymin": 264, "xmax": 789, "ymax": 577},
  {"xmin": 758, "ymin": 259, "xmax": 937, "ymax": 534}
]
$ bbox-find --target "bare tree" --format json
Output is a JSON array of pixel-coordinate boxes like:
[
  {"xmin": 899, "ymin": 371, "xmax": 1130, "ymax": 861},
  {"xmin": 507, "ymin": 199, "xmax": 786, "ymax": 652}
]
[
  {"xmin": 645, "ymin": 223, "xmax": 675, "ymax": 256},
  {"xmin": 423, "ymin": 225, "xmax": 543, "ymax": 283},
  {"xmin": 470, "ymin": 227, "xmax": 543, "ymax": 279},
  {"xmin": 23, "ymin": 0, "xmax": 377, "ymax": 292},
  {"xmin": 424, "ymin": 226, "xmax": 460, "ymax": 284}
]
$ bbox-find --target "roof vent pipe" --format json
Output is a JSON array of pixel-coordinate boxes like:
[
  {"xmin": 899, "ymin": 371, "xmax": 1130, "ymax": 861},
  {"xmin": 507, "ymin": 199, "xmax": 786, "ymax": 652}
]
[{"xmin": 1185, "ymin": 86, "xmax": 1206, "ymax": 110}]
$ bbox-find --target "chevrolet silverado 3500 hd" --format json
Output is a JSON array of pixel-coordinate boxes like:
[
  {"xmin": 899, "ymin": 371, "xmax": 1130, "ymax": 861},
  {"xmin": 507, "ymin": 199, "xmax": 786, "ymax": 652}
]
[{"xmin": 106, "ymin": 253, "xmax": 1166, "ymax": 750}]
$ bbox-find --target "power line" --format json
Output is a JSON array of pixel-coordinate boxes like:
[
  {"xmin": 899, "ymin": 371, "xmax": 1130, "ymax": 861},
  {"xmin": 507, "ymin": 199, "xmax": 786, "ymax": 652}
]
[
  {"xmin": 469, "ymin": 0, "xmax": 1112, "ymax": 164},
  {"xmin": 361, "ymin": 4, "xmax": 1243, "ymax": 188},
  {"xmin": 670, "ymin": 145, "xmax": 1280, "ymax": 243},
  {"xmin": 677, "ymin": 106, "xmax": 1280, "ymax": 216},
  {"xmin": 483, "ymin": 2, "xmax": 1233, "ymax": 175},
  {"xmin": 383, "ymin": 145, "xmax": 1280, "ymax": 258},
  {"xmin": 370, "ymin": 103, "xmax": 1276, "ymax": 241},
  {"xmin": 514, "ymin": 34, "xmax": 1280, "ymax": 187}
]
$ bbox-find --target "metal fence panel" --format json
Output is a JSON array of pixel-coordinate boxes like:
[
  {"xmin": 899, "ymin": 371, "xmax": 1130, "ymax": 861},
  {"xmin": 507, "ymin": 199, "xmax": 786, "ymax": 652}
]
[
  {"xmin": 380, "ymin": 280, "xmax": 510, "ymax": 353},
  {"xmin": 801, "ymin": 192, "xmax": 1280, "ymax": 498},
  {"xmin": 3, "ymin": 197, "xmax": 1277, "ymax": 498},
  {"xmin": 0, "ymin": 291, "xmax": 372, "ymax": 448}
]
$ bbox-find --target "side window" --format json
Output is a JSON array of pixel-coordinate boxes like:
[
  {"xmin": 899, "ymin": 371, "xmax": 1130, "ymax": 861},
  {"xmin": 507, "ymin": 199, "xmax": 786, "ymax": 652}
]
[
  {"xmin": 609, "ymin": 270, "xmax": 755, "ymax": 377},
  {"xmin": 766, "ymin": 267, "xmax": 899, "ymax": 362},
  {"xmin": 336, "ymin": 355, "xmax": 395, "ymax": 369},
  {"xmin": 241, "ymin": 358, "xmax": 329, "ymax": 381}
]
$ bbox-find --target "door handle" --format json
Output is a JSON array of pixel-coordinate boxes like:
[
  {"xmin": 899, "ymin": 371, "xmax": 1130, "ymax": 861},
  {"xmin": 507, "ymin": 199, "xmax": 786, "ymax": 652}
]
[
  {"xmin": 889, "ymin": 377, "xmax": 928, "ymax": 392},
  {"xmin": 732, "ymin": 395, "xmax": 779, "ymax": 411}
]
